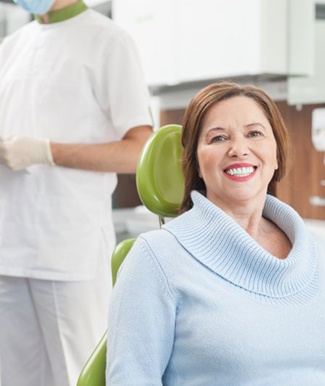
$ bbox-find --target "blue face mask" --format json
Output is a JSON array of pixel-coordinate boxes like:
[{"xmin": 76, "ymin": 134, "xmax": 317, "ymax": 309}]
[{"xmin": 13, "ymin": 0, "xmax": 56, "ymax": 15}]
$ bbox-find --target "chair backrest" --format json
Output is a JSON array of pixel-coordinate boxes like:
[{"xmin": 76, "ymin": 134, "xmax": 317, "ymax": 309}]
[{"xmin": 77, "ymin": 124, "xmax": 184, "ymax": 386}]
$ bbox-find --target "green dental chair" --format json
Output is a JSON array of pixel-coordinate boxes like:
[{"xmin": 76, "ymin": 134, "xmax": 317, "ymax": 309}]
[{"xmin": 77, "ymin": 124, "xmax": 184, "ymax": 386}]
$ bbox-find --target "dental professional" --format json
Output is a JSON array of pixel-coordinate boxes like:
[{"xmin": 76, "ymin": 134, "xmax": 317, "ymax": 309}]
[
  {"xmin": 106, "ymin": 82, "xmax": 325, "ymax": 385},
  {"xmin": 0, "ymin": 0, "xmax": 153, "ymax": 385}
]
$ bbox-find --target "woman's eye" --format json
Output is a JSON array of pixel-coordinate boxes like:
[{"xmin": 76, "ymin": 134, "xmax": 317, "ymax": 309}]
[
  {"xmin": 248, "ymin": 130, "xmax": 263, "ymax": 138},
  {"xmin": 211, "ymin": 135, "xmax": 227, "ymax": 143}
]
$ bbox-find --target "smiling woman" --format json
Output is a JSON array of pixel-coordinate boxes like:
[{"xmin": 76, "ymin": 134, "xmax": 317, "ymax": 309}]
[
  {"xmin": 106, "ymin": 81, "xmax": 325, "ymax": 386},
  {"xmin": 196, "ymin": 96, "xmax": 279, "ymax": 211},
  {"xmin": 180, "ymin": 82, "xmax": 291, "ymax": 213}
]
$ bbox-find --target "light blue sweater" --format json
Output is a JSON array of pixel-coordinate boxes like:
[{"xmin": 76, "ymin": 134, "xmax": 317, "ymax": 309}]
[{"xmin": 106, "ymin": 191, "xmax": 325, "ymax": 385}]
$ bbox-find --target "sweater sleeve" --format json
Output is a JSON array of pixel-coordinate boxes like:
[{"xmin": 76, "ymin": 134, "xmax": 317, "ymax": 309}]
[{"xmin": 106, "ymin": 236, "xmax": 176, "ymax": 385}]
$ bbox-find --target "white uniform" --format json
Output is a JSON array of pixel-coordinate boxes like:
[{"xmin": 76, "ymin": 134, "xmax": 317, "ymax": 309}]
[{"xmin": 0, "ymin": 4, "xmax": 152, "ymax": 386}]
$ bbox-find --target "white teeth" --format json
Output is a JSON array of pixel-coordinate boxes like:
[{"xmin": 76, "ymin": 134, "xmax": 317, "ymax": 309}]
[{"xmin": 226, "ymin": 167, "xmax": 255, "ymax": 177}]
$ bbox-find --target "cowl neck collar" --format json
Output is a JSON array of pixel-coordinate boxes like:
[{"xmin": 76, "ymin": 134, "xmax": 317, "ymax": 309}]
[{"xmin": 164, "ymin": 191, "xmax": 317, "ymax": 299}]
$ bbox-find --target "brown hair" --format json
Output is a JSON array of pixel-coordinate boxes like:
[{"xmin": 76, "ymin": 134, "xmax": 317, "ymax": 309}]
[{"xmin": 180, "ymin": 81, "xmax": 292, "ymax": 213}]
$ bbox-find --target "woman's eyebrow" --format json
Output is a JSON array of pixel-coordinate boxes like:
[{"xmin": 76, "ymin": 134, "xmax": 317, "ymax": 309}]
[
  {"xmin": 245, "ymin": 122, "xmax": 267, "ymax": 130},
  {"xmin": 205, "ymin": 126, "xmax": 226, "ymax": 132}
]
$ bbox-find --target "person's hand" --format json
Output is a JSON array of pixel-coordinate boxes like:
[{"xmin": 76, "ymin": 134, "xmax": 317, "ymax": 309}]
[{"xmin": 0, "ymin": 136, "xmax": 55, "ymax": 171}]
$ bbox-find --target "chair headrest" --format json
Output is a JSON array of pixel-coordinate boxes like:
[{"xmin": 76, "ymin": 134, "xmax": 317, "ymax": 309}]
[{"xmin": 136, "ymin": 124, "xmax": 184, "ymax": 218}]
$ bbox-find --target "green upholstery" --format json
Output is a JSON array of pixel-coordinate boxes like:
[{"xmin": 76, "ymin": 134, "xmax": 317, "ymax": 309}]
[
  {"xmin": 111, "ymin": 237, "xmax": 136, "ymax": 286},
  {"xmin": 77, "ymin": 124, "xmax": 184, "ymax": 386},
  {"xmin": 136, "ymin": 124, "xmax": 184, "ymax": 219},
  {"xmin": 77, "ymin": 331, "xmax": 107, "ymax": 386}
]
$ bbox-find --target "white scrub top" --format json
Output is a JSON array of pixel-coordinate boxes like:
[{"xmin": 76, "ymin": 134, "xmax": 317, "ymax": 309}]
[{"xmin": 0, "ymin": 9, "xmax": 152, "ymax": 281}]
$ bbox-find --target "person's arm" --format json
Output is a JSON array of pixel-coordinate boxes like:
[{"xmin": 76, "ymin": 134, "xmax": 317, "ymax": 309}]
[
  {"xmin": 0, "ymin": 125, "xmax": 152, "ymax": 173},
  {"xmin": 106, "ymin": 236, "xmax": 176, "ymax": 385},
  {"xmin": 50, "ymin": 125, "xmax": 153, "ymax": 173}
]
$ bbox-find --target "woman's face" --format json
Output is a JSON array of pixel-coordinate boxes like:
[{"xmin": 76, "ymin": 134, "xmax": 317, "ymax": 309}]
[{"xmin": 197, "ymin": 96, "xmax": 278, "ymax": 208}]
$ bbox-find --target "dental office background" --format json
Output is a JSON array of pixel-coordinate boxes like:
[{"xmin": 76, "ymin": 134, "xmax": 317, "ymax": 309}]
[{"xmin": 0, "ymin": 0, "xmax": 324, "ymax": 237}]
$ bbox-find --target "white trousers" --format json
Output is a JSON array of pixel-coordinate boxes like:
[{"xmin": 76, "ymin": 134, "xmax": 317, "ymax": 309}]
[{"xmin": 0, "ymin": 274, "xmax": 110, "ymax": 386}]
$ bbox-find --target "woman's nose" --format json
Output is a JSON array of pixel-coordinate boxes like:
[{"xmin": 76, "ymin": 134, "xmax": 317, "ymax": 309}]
[{"xmin": 227, "ymin": 138, "xmax": 249, "ymax": 157}]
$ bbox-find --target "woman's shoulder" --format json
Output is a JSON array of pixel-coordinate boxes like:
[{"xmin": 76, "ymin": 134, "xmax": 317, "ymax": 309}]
[{"xmin": 137, "ymin": 228, "xmax": 180, "ymax": 250}]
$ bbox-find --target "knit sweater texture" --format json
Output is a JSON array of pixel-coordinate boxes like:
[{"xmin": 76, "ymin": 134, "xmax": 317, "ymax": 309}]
[{"xmin": 106, "ymin": 191, "xmax": 325, "ymax": 385}]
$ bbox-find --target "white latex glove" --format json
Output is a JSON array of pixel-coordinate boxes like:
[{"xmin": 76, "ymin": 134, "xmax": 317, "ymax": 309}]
[{"xmin": 0, "ymin": 136, "xmax": 55, "ymax": 171}]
